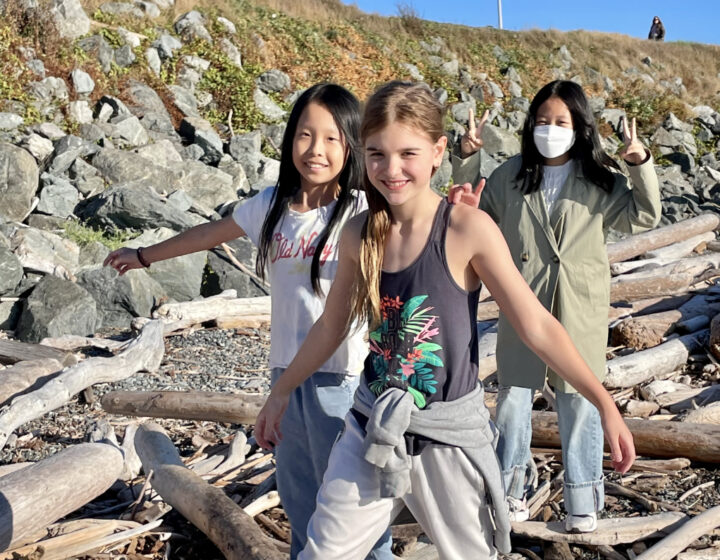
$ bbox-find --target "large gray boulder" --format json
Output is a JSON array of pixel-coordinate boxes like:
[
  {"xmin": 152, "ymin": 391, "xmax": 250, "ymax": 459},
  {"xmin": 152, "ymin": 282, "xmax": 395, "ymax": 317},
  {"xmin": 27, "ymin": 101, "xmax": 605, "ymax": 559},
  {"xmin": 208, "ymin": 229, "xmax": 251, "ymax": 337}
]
[
  {"xmin": 51, "ymin": 0, "xmax": 91, "ymax": 39},
  {"xmin": 203, "ymin": 237, "xmax": 267, "ymax": 299},
  {"xmin": 80, "ymin": 182, "xmax": 201, "ymax": 231},
  {"xmin": 481, "ymin": 124, "xmax": 521, "ymax": 158},
  {"xmin": 0, "ymin": 143, "xmax": 39, "ymax": 222},
  {"xmin": 177, "ymin": 161, "xmax": 237, "ymax": 210},
  {"xmin": 92, "ymin": 147, "xmax": 182, "ymax": 187},
  {"xmin": 179, "ymin": 117, "xmax": 223, "ymax": 164},
  {"xmin": 16, "ymin": 275, "xmax": 97, "ymax": 342},
  {"xmin": 253, "ymin": 88, "xmax": 287, "ymax": 121},
  {"xmin": 36, "ymin": 175, "xmax": 79, "ymax": 218},
  {"xmin": 229, "ymin": 131, "xmax": 262, "ymax": 184},
  {"xmin": 127, "ymin": 228, "xmax": 206, "ymax": 301},
  {"xmin": 78, "ymin": 265, "xmax": 167, "ymax": 328},
  {"xmin": 0, "ymin": 247, "xmax": 23, "ymax": 296},
  {"xmin": 124, "ymin": 80, "xmax": 176, "ymax": 136},
  {"xmin": 4, "ymin": 223, "xmax": 80, "ymax": 276}
]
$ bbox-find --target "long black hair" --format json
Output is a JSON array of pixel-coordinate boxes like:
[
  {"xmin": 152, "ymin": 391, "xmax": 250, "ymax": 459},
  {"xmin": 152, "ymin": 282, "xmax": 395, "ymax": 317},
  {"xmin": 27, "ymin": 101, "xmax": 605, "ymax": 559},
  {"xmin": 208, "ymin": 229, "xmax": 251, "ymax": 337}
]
[
  {"xmin": 255, "ymin": 83, "xmax": 363, "ymax": 294},
  {"xmin": 517, "ymin": 80, "xmax": 621, "ymax": 194}
]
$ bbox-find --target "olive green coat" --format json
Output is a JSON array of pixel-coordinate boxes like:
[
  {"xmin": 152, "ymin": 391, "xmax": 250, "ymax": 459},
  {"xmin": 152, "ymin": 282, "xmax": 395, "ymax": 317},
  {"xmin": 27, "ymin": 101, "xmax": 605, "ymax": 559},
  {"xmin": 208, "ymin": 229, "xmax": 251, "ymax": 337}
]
[{"xmin": 452, "ymin": 151, "xmax": 661, "ymax": 392}]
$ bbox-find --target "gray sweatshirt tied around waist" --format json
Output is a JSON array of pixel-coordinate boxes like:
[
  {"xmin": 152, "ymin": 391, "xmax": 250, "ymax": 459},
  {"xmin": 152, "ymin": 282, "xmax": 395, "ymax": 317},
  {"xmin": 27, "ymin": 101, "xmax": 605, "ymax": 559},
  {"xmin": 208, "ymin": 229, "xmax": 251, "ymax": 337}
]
[{"xmin": 352, "ymin": 382, "xmax": 512, "ymax": 554}]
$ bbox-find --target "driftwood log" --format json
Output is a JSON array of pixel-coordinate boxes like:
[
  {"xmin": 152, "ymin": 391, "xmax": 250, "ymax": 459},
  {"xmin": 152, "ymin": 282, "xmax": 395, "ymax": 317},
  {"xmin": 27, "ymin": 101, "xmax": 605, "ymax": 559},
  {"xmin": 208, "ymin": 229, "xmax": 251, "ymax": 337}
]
[
  {"xmin": 610, "ymin": 258, "xmax": 720, "ymax": 303},
  {"xmin": 0, "ymin": 320, "xmax": 164, "ymax": 450},
  {"xmin": 134, "ymin": 422, "xmax": 285, "ymax": 560},
  {"xmin": 510, "ymin": 512, "xmax": 686, "ymax": 545},
  {"xmin": 102, "ymin": 391, "xmax": 267, "ymax": 425},
  {"xmin": 604, "ymin": 330, "xmax": 709, "ymax": 389},
  {"xmin": 684, "ymin": 402, "xmax": 720, "ymax": 424},
  {"xmin": 608, "ymin": 295, "xmax": 693, "ymax": 323},
  {"xmin": 611, "ymin": 295, "xmax": 720, "ymax": 349},
  {"xmin": 0, "ymin": 443, "xmax": 124, "ymax": 551},
  {"xmin": 0, "ymin": 339, "xmax": 72, "ymax": 366},
  {"xmin": 531, "ymin": 411, "xmax": 720, "ymax": 463},
  {"xmin": 610, "ymin": 232, "xmax": 717, "ymax": 276},
  {"xmin": 636, "ymin": 506, "xmax": 720, "ymax": 560},
  {"xmin": 606, "ymin": 213, "xmax": 720, "ymax": 264},
  {"xmin": 0, "ymin": 358, "xmax": 63, "ymax": 406},
  {"xmin": 145, "ymin": 292, "xmax": 271, "ymax": 333}
]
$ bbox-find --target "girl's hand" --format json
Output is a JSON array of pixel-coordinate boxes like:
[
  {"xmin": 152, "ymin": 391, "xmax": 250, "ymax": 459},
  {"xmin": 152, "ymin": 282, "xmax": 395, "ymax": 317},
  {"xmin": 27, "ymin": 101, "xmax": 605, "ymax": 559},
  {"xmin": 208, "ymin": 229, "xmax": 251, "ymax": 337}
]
[
  {"xmin": 460, "ymin": 108, "xmax": 489, "ymax": 157},
  {"xmin": 104, "ymin": 247, "xmax": 143, "ymax": 275},
  {"xmin": 254, "ymin": 390, "xmax": 290, "ymax": 450},
  {"xmin": 619, "ymin": 117, "xmax": 647, "ymax": 165},
  {"xmin": 601, "ymin": 409, "xmax": 636, "ymax": 473},
  {"xmin": 448, "ymin": 178, "xmax": 486, "ymax": 208}
]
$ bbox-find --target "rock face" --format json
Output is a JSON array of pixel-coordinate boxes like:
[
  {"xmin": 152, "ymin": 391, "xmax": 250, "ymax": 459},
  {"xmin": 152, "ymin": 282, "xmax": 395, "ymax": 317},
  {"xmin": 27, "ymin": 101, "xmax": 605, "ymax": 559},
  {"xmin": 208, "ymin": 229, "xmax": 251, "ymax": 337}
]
[
  {"xmin": 50, "ymin": 0, "xmax": 91, "ymax": 39},
  {"xmin": 0, "ymin": 143, "xmax": 39, "ymax": 222},
  {"xmin": 16, "ymin": 275, "xmax": 98, "ymax": 342}
]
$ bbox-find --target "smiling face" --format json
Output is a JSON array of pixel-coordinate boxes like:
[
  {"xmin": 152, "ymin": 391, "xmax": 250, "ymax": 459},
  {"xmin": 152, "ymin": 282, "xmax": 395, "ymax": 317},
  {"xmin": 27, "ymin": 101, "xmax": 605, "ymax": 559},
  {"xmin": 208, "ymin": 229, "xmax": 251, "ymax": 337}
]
[
  {"xmin": 364, "ymin": 121, "xmax": 446, "ymax": 208},
  {"xmin": 291, "ymin": 101, "xmax": 348, "ymax": 192}
]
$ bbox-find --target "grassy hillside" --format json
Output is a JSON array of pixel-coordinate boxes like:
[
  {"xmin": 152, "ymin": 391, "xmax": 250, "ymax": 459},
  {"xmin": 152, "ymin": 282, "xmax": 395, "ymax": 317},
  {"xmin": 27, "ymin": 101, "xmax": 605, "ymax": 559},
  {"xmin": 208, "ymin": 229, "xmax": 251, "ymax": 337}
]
[{"xmin": 1, "ymin": 0, "xmax": 719, "ymax": 137}]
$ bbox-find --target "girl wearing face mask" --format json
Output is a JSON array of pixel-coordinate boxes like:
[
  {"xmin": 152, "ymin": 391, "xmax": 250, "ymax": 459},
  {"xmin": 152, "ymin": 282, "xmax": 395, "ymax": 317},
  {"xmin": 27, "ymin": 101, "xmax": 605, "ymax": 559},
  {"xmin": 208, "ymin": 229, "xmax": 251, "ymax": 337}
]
[{"xmin": 450, "ymin": 80, "xmax": 660, "ymax": 533}]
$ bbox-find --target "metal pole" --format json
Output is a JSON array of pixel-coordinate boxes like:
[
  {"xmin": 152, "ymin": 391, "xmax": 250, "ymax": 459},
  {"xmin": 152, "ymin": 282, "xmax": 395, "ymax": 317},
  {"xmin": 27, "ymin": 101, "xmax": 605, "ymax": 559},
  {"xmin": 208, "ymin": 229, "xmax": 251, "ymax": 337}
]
[{"xmin": 497, "ymin": 0, "xmax": 503, "ymax": 29}]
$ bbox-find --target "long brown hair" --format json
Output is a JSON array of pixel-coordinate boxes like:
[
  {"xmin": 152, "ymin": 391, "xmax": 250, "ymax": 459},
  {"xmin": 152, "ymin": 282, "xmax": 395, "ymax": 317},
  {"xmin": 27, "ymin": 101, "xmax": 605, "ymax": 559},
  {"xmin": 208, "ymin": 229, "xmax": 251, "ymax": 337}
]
[{"xmin": 349, "ymin": 81, "xmax": 445, "ymax": 330}]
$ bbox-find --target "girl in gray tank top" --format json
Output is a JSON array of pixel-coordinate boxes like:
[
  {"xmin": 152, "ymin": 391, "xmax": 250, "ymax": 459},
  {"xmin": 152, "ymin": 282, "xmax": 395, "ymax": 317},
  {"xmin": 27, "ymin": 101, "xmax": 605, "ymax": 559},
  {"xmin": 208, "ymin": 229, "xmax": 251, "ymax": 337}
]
[{"xmin": 254, "ymin": 81, "xmax": 636, "ymax": 559}]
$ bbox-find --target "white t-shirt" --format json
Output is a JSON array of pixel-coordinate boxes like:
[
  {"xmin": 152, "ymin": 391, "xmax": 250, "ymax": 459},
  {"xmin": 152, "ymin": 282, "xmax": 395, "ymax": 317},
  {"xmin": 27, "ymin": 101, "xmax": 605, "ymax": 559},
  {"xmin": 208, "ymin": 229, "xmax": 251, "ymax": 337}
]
[
  {"xmin": 232, "ymin": 187, "xmax": 368, "ymax": 375},
  {"xmin": 541, "ymin": 159, "xmax": 574, "ymax": 215}
]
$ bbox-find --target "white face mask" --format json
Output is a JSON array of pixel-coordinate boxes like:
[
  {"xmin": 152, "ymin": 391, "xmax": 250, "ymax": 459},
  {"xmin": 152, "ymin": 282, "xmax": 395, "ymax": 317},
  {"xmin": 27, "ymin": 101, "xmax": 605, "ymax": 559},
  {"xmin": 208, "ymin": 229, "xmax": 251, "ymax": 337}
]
[{"xmin": 533, "ymin": 125, "xmax": 575, "ymax": 159}]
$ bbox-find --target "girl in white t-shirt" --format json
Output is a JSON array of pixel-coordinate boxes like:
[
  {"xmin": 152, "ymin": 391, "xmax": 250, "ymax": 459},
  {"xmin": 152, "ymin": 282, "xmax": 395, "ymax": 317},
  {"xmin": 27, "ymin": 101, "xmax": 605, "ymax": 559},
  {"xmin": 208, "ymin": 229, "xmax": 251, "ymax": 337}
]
[{"xmin": 104, "ymin": 83, "xmax": 392, "ymax": 560}]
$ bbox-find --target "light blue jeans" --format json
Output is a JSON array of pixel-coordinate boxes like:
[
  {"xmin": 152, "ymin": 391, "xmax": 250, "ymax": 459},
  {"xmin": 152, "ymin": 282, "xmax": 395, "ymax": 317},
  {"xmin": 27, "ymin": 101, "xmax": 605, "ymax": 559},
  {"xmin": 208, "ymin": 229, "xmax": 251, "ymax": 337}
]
[
  {"xmin": 271, "ymin": 368, "xmax": 393, "ymax": 560},
  {"xmin": 494, "ymin": 385, "xmax": 604, "ymax": 515}
]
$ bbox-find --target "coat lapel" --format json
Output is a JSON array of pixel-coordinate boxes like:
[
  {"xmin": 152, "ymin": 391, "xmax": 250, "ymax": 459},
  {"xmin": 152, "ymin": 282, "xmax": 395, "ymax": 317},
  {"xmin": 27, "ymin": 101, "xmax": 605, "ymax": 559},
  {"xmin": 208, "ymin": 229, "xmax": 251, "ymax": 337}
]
[{"xmin": 522, "ymin": 188, "xmax": 560, "ymax": 253}]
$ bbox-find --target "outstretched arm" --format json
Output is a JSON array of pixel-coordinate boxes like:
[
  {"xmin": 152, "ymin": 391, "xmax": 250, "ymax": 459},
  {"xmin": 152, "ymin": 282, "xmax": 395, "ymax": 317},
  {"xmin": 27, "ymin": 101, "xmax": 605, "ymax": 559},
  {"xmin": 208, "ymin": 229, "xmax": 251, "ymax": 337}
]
[
  {"xmin": 468, "ymin": 210, "xmax": 635, "ymax": 473},
  {"xmin": 104, "ymin": 214, "xmax": 245, "ymax": 274},
  {"xmin": 254, "ymin": 217, "xmax": 363, "ymax": 449}
]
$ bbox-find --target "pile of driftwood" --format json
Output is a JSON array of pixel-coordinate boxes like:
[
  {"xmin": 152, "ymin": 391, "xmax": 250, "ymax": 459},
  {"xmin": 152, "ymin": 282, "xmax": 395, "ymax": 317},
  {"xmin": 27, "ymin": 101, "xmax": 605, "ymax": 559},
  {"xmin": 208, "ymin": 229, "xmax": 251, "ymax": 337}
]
[{"xmin": 1, "ymin": 213, "xmax": 720, "ymax": 559}]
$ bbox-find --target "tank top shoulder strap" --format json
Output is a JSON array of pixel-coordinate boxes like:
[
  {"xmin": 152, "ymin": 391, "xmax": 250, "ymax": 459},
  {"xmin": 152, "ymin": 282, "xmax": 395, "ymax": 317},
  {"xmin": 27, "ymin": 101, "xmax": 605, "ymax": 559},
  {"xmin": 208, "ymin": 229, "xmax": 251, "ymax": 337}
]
[{"xmin": 429, "ymin": 198, "xmax": 452, "ymax": 244}]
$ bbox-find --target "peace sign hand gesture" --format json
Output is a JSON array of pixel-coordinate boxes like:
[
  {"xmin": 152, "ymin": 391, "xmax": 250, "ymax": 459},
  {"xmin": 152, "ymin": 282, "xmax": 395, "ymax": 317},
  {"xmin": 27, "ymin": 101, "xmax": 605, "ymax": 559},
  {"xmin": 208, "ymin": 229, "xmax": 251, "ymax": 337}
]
[
  {"xmin": 619, "ymin": 117, "xmax": 648, "ymax": 165},
  {"xmin": 460, "ymin": 108, "xmax": 490, "ymax": 158}
]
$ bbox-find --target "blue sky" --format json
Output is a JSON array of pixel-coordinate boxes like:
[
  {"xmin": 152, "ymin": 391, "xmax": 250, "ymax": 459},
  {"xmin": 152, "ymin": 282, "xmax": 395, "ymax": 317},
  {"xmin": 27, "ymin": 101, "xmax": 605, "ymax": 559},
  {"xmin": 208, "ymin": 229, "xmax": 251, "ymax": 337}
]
[{"xmin": 342, "ymin": 1, "xmax": 718, "ymax": 46}]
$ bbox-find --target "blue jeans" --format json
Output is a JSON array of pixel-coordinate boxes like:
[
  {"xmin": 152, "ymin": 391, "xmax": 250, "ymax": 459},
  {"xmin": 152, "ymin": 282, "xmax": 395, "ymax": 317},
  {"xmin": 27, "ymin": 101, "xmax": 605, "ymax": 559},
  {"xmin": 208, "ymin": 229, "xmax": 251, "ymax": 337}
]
[
  {"xmin": 271, "ymin": 369, "xmax": 393, "ymax": 560},
  {"xmin": 494, "ymin": 385, "xmax": 604, "ymax": 515}
]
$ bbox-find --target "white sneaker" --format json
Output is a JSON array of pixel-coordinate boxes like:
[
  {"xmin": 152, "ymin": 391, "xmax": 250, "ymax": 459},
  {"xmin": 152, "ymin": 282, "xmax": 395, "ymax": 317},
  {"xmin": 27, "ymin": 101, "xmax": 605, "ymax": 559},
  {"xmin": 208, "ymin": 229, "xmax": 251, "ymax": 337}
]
[
  {"xmin": 565, "ymin": 512, "xmax": 598, "ymax": 533},
  {"xmin": 507, "ymin": 496, "xmax": 529, "ymax": 522}
]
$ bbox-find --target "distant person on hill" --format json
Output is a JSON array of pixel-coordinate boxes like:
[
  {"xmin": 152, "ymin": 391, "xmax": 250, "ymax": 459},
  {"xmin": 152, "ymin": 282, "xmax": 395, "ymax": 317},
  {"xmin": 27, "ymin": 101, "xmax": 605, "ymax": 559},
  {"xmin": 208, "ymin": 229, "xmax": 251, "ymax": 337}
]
[{"xmin": 648, "ymin": 16, "xmax": 665, "ymax": 41}]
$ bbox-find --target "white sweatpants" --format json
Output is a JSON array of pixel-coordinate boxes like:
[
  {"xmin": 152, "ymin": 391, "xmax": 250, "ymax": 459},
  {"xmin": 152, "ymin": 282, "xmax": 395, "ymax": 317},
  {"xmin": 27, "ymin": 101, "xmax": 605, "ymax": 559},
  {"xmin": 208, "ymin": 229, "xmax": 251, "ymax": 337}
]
[{"xmin": 298, "ymin": 414, "xmax": 498, "ymax": 560}]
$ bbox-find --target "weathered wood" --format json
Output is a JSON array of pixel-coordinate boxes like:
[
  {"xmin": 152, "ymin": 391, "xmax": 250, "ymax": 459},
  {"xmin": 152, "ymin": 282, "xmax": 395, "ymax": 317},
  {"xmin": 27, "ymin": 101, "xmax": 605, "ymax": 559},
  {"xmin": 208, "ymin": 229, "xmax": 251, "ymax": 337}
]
[
  {"xmin": 39, "ymin": 334, "xmax": 127, "ymax": 352},
  {"xmin": 622, "ymin": 399, "xmax": 660, "ymax": 418},
  {"xmin": 611, "ymin": 295, "xmax": 720, "ymax": 349},
  {"xmin": 0, "ymin": 443, "xmax": 124, "ymax": 551},
  {"xmin": 102, "ymin": 390, "xmax": 266, "ymax": 425},
  {"xmin": 151, "ymin": 293, "xmax": 271, "ymax": 333},
  {"xmin": 607, "ymin": 214, "xmax": 720, "ymax": 264},
  {"xmin": 645, "ymin": 232, "xmax": 717, "ymax": 259},
  {"xmin": 0, "ymin": 519, "xmax": 160, "ymax": 560},
  {"xmin": 0, "ymin": 321, "xmax": 164, "ymax": 450},
  {"xmin": 0, "ymin": 519, "xmax": 144, "ymax": 560},
  {"xmin": 0, "ymin": 339, "xmax": 72, "ymax": 366},
  {"xmin": 0, "ymin": 358, "xmax": 63, "ymax": 406},
  {"xmin": 636, "ymin": 506, "xmax": 720, "ymax": 560},
  {"xmin": 684, "ymin": 402, "xmax": 720, "ymax": 425},
  {"xmin": 604, "ymin": 330, "xmax": 709, "ymax": 389},
  {"xmin": 610, "ymin": 232, "xmax": 717, "ymax": 275},
  {"xmin": 608, "ymin": 295, "xmax": 693, "ymax": 322},
  {"xmin": 658, "ymin": 384, "xmax": 720, "ymax": 413},
  {"xmin": 135, "ymin": 422, "xmax": 283, "ymax": 560},
  {"xmin": 531, "ymin": 411, "xmax": 720, "ymax": 463},
  {"xmin": 511, "ymin": 512, "xmax": 687, "ymax": 545},
  {"xmin": 711, "ymin": 313, "xmax": 720, "ymax": 361}
]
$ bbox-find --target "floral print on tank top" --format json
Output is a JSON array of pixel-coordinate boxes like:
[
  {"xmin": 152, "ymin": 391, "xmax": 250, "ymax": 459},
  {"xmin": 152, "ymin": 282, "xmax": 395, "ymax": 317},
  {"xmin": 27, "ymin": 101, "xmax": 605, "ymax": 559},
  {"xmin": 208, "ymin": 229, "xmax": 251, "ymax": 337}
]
[{"xmin": 368, "ymin": 294, "xmax": 444, "ymax": 408}]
